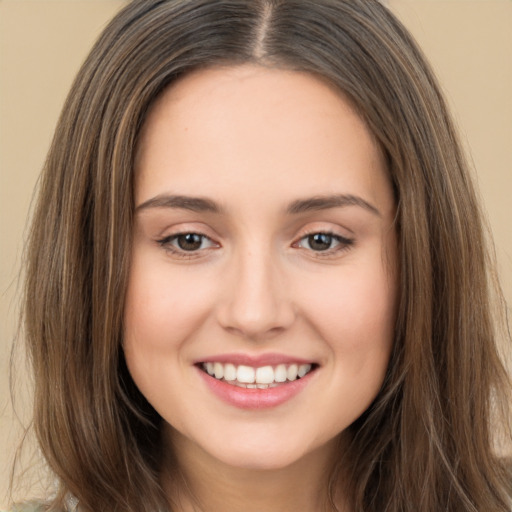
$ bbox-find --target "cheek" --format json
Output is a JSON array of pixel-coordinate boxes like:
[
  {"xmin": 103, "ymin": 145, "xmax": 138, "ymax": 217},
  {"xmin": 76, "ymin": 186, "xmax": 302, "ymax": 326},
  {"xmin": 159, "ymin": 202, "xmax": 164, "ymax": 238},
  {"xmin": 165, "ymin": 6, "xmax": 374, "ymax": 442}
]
[
  {"xmin": 122, "ymin": 256, "xmax": 218, "ymax": 413},
  {"xmin": 123, "ymin": 255, "xmax": 217, "ymax": 349},
  {"xmin": 300, "ymin": 253, "xmax": 397, "ymax": 366},
  {"xmin": 301, "ymin": 259, "xmax": 396, "ymax": 430},
  {"xmin": 318, "ymin": 268, "xmax": 393, "ymax": 326}
]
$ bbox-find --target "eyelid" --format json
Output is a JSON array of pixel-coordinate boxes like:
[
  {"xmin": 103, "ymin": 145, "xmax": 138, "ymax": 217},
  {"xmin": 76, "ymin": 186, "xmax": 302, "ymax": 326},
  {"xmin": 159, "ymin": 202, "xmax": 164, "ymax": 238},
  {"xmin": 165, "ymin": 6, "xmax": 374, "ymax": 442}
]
[
  {"xmin": 154, "ymin": 224, "xmax": 354, "ymax": 259},
  {"xmin": 292, "ymin": 229, "xmax": 355, "ymax": 256},
  {"xmin": 156, "ymin": 230, "xmax": 220, "ymax": 258}
]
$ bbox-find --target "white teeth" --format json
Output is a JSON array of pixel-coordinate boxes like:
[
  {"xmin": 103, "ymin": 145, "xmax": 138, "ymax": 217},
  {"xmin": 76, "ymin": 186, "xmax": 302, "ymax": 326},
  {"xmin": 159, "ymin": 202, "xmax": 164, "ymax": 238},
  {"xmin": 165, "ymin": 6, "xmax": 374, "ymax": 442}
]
[
  {"xmin": 287, "ymin": 364, "xmax": 298, "ymax": 381},
  {"xmin": 237, "ymin": 365, "xmax": 255, "ymax": 383},
  {"xmin": 201, "ymin": 361, "xmax": 315, "ymax": 386},
  {"xmin": 255, "ymin": 366, "xmax": 274, "ymax": 384},
  {"xmin": 298, "ymin": 364, "xmax": 312, "ymax": 378},
  {"xmin": 213, "ymin": 362, "xmax": 224, "ymax": 379},
  {"xmin": 275, "ymin": 364, "xmax": 288, "ymax": 382},
  {"xmin": 224, "ymin": 363, "xmax": 237, "ymax": 381}
]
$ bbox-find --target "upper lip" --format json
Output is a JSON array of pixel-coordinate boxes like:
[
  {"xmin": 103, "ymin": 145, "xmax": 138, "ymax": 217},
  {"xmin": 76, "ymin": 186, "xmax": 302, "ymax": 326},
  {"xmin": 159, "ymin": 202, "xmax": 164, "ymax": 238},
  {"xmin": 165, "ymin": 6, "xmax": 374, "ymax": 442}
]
[{"xmin": 194, "ymin": 352, "xmax": 317, "ymax": 367}]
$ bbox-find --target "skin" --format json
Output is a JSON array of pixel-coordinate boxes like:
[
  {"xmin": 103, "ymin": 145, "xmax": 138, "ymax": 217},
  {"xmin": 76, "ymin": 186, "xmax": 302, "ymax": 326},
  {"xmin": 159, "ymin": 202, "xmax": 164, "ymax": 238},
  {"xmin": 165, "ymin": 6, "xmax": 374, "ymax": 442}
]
[{"xmin": 124, "ymin": 64, "xmax": 398, "ymax": 512}]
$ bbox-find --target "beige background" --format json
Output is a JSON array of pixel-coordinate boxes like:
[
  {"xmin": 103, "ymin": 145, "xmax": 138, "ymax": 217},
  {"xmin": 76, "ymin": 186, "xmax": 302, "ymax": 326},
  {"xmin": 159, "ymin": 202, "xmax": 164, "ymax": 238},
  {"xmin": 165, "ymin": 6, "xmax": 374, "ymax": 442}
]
[{"xmin": 1, "ymin": 0, "xmax": 511, "ymax": 507}]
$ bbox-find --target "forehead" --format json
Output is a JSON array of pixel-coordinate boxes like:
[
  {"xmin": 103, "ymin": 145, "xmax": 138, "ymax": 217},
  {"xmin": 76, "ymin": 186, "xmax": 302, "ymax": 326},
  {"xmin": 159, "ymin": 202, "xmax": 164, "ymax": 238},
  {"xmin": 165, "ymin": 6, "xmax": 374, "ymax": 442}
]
[
  {"xmin": 135, "ymin": 64, "xmax": 392, "ymax": 215},
  {"xmin": 139, "ymin": 65, "xmax": 371, "ymax": 152}
]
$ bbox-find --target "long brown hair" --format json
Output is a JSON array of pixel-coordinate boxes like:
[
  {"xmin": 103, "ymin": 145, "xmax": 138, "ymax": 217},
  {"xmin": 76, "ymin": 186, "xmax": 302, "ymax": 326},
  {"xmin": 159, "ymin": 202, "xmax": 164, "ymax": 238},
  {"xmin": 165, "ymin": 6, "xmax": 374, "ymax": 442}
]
[{"xmin": 21, "ymin": 0, "xmax": 511, "ymax": 510}]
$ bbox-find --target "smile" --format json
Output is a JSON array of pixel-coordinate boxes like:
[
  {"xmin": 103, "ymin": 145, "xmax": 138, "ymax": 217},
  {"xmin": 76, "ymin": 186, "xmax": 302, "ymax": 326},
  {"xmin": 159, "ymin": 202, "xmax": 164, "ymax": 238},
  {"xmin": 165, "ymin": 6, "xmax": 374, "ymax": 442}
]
[
  {"xmin": 200, "ymin": 362, "xmax": 315, "ymax": 389},
  {"xmin": 196, "ymin": 357, "xmax": 319, "ymax": 409}
]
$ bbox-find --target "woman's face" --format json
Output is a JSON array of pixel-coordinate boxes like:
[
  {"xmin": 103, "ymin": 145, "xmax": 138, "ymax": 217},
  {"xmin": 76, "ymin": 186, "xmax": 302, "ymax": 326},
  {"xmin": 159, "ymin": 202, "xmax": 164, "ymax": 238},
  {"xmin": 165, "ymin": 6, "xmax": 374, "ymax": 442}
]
[{"xmin": 124, "ymin": 65, "xmax": 397, "ymax": 471}]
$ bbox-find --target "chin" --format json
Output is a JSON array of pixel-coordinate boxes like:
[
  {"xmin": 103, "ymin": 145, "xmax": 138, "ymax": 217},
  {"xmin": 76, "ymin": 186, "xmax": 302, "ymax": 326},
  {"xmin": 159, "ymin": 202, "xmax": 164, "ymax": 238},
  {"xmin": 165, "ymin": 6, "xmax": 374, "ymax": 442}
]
[
  {"xmin": 215, "ymin": 447, "xmax": 306, "ymax": 471},
  {"xmin": 191, "ymin": 427, "xmax": 336, "ymax": 473}
]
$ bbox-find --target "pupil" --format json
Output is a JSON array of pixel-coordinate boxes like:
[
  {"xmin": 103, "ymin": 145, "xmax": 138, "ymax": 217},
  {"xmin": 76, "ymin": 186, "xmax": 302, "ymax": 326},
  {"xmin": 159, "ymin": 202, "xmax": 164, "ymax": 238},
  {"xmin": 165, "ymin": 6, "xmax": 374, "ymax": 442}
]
[
  {"xmin": 178, "ymin": 233, "xmax": 202, "ymax": 251},
  {"xmin": 309, "ymin": 233, "xmax": 332, "ymax": 251}
]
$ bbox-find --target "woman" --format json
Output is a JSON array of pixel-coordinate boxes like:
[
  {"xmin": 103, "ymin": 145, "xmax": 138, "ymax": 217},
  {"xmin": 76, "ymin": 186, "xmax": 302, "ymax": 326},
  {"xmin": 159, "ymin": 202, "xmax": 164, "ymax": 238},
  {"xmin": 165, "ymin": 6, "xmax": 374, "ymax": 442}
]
[{"xmin": 12, "ymin": 0, "xmax": 512, "ymax": 510}]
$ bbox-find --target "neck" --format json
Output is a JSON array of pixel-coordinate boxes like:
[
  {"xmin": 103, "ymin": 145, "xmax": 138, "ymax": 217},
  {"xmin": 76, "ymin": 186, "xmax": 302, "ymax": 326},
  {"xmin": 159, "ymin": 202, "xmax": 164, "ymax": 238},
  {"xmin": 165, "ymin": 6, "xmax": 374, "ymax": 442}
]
[{"xmin": 161, "ymin": 428, "xmax": 348, "ymax": 512}]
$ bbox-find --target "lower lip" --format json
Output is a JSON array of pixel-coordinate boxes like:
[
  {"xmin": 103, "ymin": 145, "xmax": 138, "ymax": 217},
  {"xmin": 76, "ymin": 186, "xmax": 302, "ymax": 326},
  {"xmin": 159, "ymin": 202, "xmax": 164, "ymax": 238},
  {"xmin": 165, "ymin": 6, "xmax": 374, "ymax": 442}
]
[{"xmin": 197, "ymin": 367, "xmax": 316, "ymax": 410}]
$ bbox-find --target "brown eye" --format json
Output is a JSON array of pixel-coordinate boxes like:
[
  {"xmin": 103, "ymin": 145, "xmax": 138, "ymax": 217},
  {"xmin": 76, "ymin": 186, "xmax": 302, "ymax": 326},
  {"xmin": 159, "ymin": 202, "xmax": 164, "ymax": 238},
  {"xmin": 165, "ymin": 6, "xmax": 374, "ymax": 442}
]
[
  {"xmin": 176, "ymin": 233, "xmax": 204, "ymax": 251},
  {"xmin": 158, "ymin": 232, "xmax": 217, "ymax": 254},
  {"xmin": 307, "ymin": 233, "xmax": 334, "ymax": 251},
  {"xmin": 295, "ymin": 232, "xmax": 354, "ymax": 254}
]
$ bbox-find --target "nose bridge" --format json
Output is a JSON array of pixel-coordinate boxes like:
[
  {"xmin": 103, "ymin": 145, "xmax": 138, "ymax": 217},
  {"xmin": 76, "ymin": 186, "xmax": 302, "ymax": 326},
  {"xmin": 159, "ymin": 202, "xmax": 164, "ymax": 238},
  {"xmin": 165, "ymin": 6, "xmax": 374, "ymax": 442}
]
[{"xmin": 218, "ymin": 241, "xmax": 294, "ymax": 338}]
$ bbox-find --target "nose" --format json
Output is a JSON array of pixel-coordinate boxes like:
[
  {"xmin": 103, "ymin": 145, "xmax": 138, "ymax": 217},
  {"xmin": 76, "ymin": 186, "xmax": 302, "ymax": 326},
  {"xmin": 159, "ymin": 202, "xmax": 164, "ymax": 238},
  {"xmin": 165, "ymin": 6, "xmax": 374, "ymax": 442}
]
[{"xmin": 216, "ymin": 247, "xmax": 296, "ymax": 340}]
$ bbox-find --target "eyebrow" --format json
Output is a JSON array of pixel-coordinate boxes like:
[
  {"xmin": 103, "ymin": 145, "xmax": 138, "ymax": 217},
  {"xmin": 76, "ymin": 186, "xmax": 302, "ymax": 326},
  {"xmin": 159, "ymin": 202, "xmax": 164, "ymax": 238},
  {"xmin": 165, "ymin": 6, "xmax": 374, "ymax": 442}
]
[
  {"xmin": 136, "ymin": 194, "xmax": 223, "ymax": 213},
  {"xmin": 135, "ymin": 193, "xmax": 381, "ymax": 217},
  {"xmin": 286, "ymin": 194, "xmax": 381, "ymax": 217}
]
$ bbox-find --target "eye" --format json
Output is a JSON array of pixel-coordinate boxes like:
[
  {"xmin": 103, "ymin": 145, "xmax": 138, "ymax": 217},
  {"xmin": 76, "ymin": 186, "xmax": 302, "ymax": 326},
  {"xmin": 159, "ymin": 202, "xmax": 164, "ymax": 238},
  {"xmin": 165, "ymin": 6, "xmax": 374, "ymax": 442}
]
[
  {"xmin": 158, "ymin": 232, "xmax": 217, "ymax": 253},
  {"xmin": 295, "ymin": 232, "xmax": 353, "ymax": 253}
]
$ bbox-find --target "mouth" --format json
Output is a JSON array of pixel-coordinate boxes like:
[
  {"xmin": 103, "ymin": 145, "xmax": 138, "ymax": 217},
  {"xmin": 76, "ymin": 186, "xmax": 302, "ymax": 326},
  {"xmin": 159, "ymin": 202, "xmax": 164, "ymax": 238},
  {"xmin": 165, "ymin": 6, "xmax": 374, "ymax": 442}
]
[{"xmin": 198, "ymin": 361, "xmax": 318, "ymax": 389}]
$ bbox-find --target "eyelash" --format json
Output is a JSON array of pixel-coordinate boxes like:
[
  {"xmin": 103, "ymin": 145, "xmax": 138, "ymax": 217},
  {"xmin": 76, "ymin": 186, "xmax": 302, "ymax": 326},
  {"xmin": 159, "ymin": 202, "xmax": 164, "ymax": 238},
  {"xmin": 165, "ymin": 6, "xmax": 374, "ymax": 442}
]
[
  {"xmin": 156, "ymin": 231, "xmax": 354, "ymax": 259},
  {"xmin": 293, "ymin": 231, "xmax": 354, "ymax": 257},
  {"xmin": 157, "ymin": 232, "xmax": 218, "ymax": 258}
]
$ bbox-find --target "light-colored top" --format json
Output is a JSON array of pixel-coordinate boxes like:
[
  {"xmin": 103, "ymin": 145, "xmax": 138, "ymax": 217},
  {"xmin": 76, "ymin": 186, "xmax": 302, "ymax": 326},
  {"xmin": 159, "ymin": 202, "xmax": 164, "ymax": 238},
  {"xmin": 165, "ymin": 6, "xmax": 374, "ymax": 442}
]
[
  {"xmin": 3, "ymin": 495, "xmax": 79, "ymax": 512},
  {"xmin": 3, "ymin": 504, "xmax": 45, "ymax": 512},
  {"xmin": 3, "ymin": 500, "xmax": 77, "ymax": 512}
]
